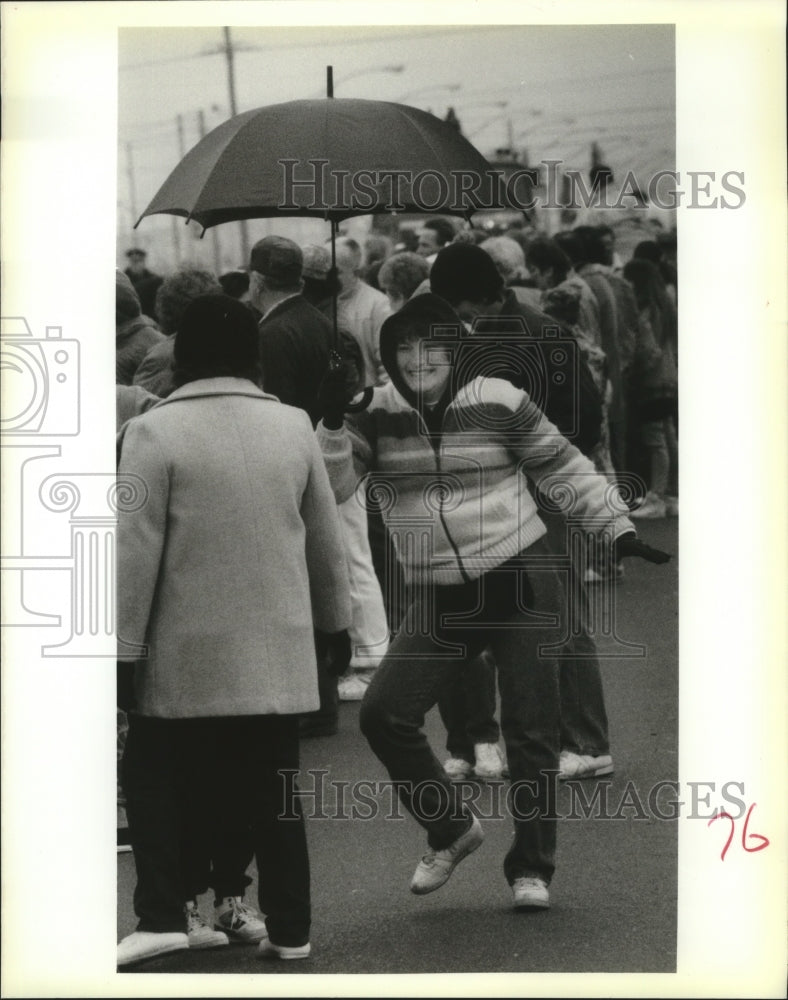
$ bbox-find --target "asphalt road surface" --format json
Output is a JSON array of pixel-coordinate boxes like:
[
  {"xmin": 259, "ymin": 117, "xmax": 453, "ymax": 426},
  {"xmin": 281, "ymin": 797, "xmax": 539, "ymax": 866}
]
[{"xmin": 118, "ymin": 516, "xmax": 679, "ymax": 977}]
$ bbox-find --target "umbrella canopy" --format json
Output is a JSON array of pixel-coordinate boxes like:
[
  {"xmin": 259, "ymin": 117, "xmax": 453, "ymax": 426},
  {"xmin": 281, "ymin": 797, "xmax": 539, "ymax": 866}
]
[{"xmin": 137, "ymin": 98, "xmax": 503, "ymax": 230}]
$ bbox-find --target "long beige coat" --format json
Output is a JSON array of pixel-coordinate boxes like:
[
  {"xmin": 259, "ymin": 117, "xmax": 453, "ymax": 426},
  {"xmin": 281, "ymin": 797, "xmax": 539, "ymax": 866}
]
[{"xmin": 117, "ymin": 377, "xmax": 352, "ymax": 719}]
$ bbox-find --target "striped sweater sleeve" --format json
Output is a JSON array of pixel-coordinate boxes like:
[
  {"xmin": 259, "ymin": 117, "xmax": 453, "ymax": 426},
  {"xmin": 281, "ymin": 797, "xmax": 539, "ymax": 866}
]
[
  {"xmin": 473, "ymin": 378, "xmax": 634, "ymax": 538},
  {"xmin": 315, "ymin": 418, "xmax": 373, "ymax": 506}
]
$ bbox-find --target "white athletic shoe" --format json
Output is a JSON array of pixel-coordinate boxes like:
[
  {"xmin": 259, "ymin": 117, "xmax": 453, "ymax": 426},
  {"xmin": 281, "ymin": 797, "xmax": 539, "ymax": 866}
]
[
  {"xmin": 512, "ymin": 876, "xmax": 550, "ymax": 911},
  {"xmin": 558, "ymin": 750, "xmax": 614, "ymax": 780},
  {"xmin": 473, "ymin": 742, "xmax": 506, "ymax": 780},
  {"xmin": 257, "ymin": 938, "xmax": 311, "ymax": 960},
  {"xmin": 185, "ymin": 901, "xmax": 229, "ymax": 949},
  {"xmin": 117, "ymin": 930, "xmax": 188, "ymax": 967},
  {"xmin": 443, "ymin": 756, "xmax": 473, "ymax": 779},
  {"xmin": 410, "ymin": 815, "xmax": 483, "ymax": 894}
]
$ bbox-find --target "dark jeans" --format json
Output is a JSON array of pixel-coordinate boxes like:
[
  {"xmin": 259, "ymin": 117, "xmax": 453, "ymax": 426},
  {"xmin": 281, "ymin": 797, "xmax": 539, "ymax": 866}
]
[
  {"xmin": 122, "ymin": 713, "xmax": 310, "ymax": 947},
  {"xmin": 539, "ymin": 510, "xmax": 611, "ymax": 757},
  {"xmin": 437, "ymin": 649, "xmax": 500, "ymax": 761},
  {"xmin": 359, "ymin": 540, "xmax": 562, "ymax": 885}
]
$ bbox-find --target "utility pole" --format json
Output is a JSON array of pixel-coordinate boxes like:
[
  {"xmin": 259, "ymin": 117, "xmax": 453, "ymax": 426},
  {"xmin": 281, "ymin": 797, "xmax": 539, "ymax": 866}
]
[
  {"xmin": 165, "ymin": 116, "xmax": 184, "ymax": 266},
  {"xmin": 178, "ymin": 113, "xmax": 202, "ymax": 252},
  {"xmin": 176, "ymin": 113, "xmax": 186, "ymax": 159},
  {"xmin": 198, "ymin": 109, "xmax": 223, "ymax": 276},
  {"xmin": 222, "ymin": 26, "xmax": 250, "ymax": 264},
  {"xmin": 125, "ymin": 142, "xmax": 138, "ymax": 237}
]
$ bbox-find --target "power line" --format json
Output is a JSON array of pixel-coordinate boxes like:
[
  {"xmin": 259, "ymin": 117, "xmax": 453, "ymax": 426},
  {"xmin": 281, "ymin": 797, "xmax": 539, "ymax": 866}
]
[{"xmin": 119, "ymin": 26, "xmax": 472, "ymax": 72}]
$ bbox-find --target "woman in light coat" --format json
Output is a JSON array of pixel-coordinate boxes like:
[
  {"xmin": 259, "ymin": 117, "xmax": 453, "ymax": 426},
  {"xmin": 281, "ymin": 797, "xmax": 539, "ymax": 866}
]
[{"xmin": 116, "ymin": 294, "xmax": 352, "ymax": 966}]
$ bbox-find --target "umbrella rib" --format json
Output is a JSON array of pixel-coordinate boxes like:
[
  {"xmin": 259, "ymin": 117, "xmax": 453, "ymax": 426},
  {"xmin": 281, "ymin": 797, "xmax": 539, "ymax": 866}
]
[
  {"xmin": 396, "ymin": 105, "xmax": 455, "ymax": 176},
  {"xmin": 188, "ymin": 109, "xmax": 263, "ymax": 221}
]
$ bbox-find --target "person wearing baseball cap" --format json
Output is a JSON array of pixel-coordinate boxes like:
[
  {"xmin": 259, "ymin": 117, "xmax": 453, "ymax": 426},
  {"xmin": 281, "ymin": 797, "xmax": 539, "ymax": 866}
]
[{"xmin": 248, "ymin": 236, "xmax": 334, "ymax": 428}]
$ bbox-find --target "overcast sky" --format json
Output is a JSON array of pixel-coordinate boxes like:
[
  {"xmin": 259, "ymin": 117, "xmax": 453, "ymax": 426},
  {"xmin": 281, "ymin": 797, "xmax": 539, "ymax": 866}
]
[{"xmin": 119, "ymin": 23, "xmax": 675, "ymax": 218}]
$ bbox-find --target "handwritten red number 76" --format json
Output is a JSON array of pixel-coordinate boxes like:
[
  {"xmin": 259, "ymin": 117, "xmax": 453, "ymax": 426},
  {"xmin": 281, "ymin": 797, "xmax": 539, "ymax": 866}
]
[{"xmin": 707, "ymin": 803, "xmax": 770, "ymax": 861}]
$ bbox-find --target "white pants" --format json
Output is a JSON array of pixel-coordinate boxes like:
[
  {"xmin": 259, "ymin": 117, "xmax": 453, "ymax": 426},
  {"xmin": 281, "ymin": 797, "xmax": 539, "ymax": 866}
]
[{"xmin": 338, "ymin": 494, "xmax": 390, "ymax": 671}]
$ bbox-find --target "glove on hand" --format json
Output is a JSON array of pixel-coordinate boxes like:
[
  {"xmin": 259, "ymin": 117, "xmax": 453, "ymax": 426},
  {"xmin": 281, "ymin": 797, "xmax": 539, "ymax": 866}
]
[
  {"xmin": 318, "ymin": 352, "xmax": 362, "ymax": 429},
  {"xmin": 613, "ymin": 531, "xmax": 672, "ymax": 565},
  {"xmin": 315, "ymin": 629, "xmax": 353, "ymax": 677}
]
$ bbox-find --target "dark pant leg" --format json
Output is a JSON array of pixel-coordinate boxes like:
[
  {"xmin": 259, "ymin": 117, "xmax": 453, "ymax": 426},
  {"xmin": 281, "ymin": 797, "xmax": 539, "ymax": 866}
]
[
  {"xmin": 539, "ymin": 509, "xmax": 611, "ymax": 757},
  {"xmin": 462, "ymin": 650, "xmax": 500, "ymax": 746},
  {"xmin": 121, "ymin": 714, "xmax": 187, "ymax": 933},
  {"xmin": 487, "ymin": 550, "xmax": 563, "ymax": 885},
  {"xmin": 182, "ymin": 718, "xmax": 254, "ymax": 903},
  {"xmin": 192, "ymin": 715, "xmax": 310, "ymax": 945},
  {"xmin": 437, "ymin": 650, "xmax": 499, "ymax": 759},
  {"xmin": 366, "ymin": 499, "xmax": 407, "ymax": 634},
  {"xmin": 248, "ymin": 716, "xmax": 310, "ymax": 947},
  {"xmin": 437, "ymin": 672, "xmax": 474, "ymax": 762},
  {"xmin": 359, "ymin": 603, "xmax": 474, "ymax": 850}
]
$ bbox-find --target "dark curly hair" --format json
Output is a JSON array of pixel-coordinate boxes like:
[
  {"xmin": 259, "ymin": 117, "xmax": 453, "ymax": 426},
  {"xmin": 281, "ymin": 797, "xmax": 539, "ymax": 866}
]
[{"xmin": 154, "ymin": 268, "xmax": 223, "ymax": 334}]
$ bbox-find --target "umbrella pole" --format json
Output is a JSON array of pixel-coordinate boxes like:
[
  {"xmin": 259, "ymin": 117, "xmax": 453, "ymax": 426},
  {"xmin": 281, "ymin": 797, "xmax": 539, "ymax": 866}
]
[
  {"xmin": 330, "ymin": 218, "xmax": 338, "ymax": 350},
  {"xmin": 327, "ymin": 65, "xmax": 338, "ymax": 351}
]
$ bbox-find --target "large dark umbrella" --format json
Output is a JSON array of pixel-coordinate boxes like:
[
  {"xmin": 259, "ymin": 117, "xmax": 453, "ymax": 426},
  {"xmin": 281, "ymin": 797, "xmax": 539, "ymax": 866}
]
[
  {"xmin": 137, "ymin": 100, "xmax": 500, "ymax": 229},
  {"xmin": 136, "ymin": 77, "xmax": 502, "ymax": 403}
]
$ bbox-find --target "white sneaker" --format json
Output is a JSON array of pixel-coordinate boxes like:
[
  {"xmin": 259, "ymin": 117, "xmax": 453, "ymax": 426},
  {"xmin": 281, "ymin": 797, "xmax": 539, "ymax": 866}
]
[
  {"xmin": 215, "ymin": 896, "xmax": 268, "ymax": 943},
  {"xmin": 630, "ymin": 492, "xmax": 667, "ymax": 519},
  {"xmin": 410, "ymin": 814, "xmax": 483, "ymax": 894},
  {"xmin": 337, "ymin": 673, "xmax": 371, "ymax": 702},
  {"xmin": 664, "ymin": 495, "xmax": 679, "ymax": 517},
  {"xmin": 559, "ymin": 750, "xmax": 614, "ymax": 780},
  {"xmin": 185, "ymin": 901, "xmax": 229, "ymax": 949},
  {"xmin": 117, "ymin": 930, "xmax": 188, "ymax": 967},
  {"xmin": 473, "ymin": 742, "xmax": 506, "ymax": 780},
  {"xmin": 257, "ymin": 938, "xmax": 311, "ymax": 960},
  {"xmin": 512, "ymin": 876, "xmax": 550, "ymax": 910},
  {"xmin": 443, "ymin": 756, "xmax": 473, "ymax": 780}
]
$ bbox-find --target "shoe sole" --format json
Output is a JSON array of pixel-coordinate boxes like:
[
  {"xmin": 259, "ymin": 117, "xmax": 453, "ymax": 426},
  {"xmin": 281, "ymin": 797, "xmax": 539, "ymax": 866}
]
[
  {"xmin": 117, "ymin": 941, "xmax": 188, "ymax": 967},
  {"xmin": 559, "ymin": 764, "xmax": 614, "ymax": 781},
  {"xmin": 188, "ymin": 938, "xmax": 229, "ymax": 950},
  {"xmin": 513, "ymin": 897, "xmax": 550, "ymax": 912},
  {"xmin": 257, "ymin": 943, "xmax": 311, "ymax": 960}
]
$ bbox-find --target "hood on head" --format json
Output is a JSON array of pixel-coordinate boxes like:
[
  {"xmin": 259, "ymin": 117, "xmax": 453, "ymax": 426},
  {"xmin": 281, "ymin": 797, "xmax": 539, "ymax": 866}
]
[
  {"xmin": 379, "ymin": 293, "xmax": 466, "ymax": 407},
  {"xmin": 116, "ymin": 269, "xmax": 142, "ymax": 325}
]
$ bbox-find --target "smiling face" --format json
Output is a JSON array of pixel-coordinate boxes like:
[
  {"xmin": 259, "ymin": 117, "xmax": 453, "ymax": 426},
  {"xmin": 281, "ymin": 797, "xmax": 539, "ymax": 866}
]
[{"xmin": 396, "ymin": 335, "xmax": 452, "ymax": 405}]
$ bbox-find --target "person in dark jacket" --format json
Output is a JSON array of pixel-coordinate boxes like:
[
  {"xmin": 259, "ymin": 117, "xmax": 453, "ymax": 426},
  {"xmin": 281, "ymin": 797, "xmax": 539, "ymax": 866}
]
[
  {"xmin": 115, "ymin": 271, "xmax": 165, "ymax": 386},
  {"xmin": 249, "ymin": 236, "xmax": 349, "ymax": 734},
  {"xmin": 429, "ymin": 242, "xmax": 603, "ymax": 453},
  {"xmin": 125, "ymin": 248, "xmax": 164, "ymax": 319},
  {"xmin": 248, "ymin": 236, "xmax": 335, "ymax": 428},
  {"xmin": 428, "ymin": 242, "xmax": 615, "ymax": 783}
]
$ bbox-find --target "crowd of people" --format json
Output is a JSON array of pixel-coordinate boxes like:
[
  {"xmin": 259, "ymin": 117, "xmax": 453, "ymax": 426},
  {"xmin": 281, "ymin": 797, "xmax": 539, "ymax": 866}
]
[{"xmin": 115, "ymin": 213, "xmax": 675, "ymax": 967}]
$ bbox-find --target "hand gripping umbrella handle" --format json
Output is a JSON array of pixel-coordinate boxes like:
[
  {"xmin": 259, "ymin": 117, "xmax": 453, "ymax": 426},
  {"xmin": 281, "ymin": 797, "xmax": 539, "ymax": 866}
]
[{"xmin": 345, "ymin": 387, "xmax": 375, "ymax": 413}]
